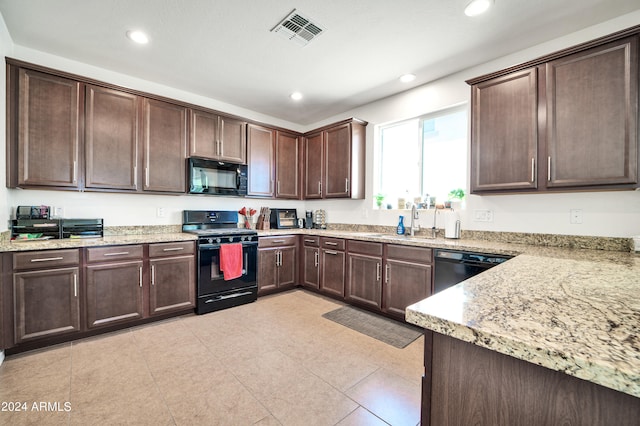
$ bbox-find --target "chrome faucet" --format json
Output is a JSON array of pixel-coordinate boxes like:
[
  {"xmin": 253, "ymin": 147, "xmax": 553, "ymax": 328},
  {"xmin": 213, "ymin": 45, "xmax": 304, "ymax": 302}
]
[{"xmin": 410, "ymin": 204, "xmax": 419, "ymax": 236}]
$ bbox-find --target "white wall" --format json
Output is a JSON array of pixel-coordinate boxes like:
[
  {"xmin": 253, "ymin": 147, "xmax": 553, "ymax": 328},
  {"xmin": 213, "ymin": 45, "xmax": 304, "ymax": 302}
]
[
  {"xmin": 2, "ymin": 10, "xmax": 640, "ymax": 237},
  {"xmin": 311, "ymin": 10, "xmax": 640, "ymax": 238},
  {"xmin": 0, "ymin": 14, "xmax": 13, "ymax": 233}
]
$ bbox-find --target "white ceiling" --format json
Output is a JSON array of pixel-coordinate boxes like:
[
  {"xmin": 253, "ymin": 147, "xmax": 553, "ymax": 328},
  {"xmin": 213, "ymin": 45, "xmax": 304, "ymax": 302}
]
[{"xmin": 1, "ymin": 0, "xmax": 639, "ymax": 125}]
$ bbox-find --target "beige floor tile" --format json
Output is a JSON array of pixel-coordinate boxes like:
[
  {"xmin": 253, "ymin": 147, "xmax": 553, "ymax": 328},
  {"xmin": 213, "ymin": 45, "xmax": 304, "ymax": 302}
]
[
  {"xmin": 336, "ymin": 406, "xmax": 390, "ymax": 426},
  {"xmin": 346, "ymin": 368, "xmax": 421, "ymax": 426}
]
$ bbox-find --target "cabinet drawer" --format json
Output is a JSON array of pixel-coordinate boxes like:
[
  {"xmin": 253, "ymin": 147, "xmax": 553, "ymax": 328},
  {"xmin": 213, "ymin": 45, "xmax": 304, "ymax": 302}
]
[
  {"xmin": 347, "ymin": 240, "xmax": 383, "ymax": 256},
  {"xmin": 259, "ymin": 235, "xmax": 297, "ymax": 248},
  {"xmin": 149, "ymin": 241, "xmax": 195, "ymax": 257},
  {"xmin": 320, "ymin": 237, "xmax": 345, "ymax": 251},
  {"xmin": 14, "ymin": 249, "xmax": 80, "ymax": 270},
  {"xmin": 302, "ymin": 236, "xmax": 319, "ymax": 247},
  {"xmin": 86, "ymin": 245, "xmax": 144, "ymax": 263},
  {"xmin": 386, "ymin": 244, "xmax": 432, "ymax": 264}
]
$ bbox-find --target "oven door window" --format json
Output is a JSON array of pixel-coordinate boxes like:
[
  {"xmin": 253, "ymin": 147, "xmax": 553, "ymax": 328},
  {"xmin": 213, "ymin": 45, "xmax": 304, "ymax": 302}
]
[{"xmin": 199, "ymin": 244, "xmax": 257, "ymax": 295}]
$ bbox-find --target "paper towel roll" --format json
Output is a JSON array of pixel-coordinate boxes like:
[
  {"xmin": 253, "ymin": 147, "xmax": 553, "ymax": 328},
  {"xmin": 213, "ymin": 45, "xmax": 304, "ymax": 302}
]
[{"xmin": 444, "ymin": 210, "xmax": 461, "ymax": 239}]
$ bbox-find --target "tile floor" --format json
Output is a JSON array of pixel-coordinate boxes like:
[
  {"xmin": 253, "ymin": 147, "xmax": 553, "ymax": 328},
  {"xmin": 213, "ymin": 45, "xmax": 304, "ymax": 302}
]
[{"xmin": 0, "ymin": 289, "xmax": 424, "ymax": 426}]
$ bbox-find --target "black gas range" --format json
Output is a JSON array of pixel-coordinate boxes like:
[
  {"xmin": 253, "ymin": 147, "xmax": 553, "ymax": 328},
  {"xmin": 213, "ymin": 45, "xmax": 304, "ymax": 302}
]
[{"xmin": 182, "ymin": 210, "xmax": 258, "ymax": 314}]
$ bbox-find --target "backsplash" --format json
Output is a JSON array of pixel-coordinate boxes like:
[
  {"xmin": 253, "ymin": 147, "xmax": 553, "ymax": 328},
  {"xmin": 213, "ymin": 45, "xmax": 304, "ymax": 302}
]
[{"xmin": 326, "ymin": 223, "xmax": 632, "ymax": 252}]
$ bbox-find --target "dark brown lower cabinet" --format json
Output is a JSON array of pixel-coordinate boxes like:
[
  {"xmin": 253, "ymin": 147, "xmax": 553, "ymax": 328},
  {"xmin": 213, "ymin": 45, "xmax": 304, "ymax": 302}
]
[
  {"xmin": 3, "ymin": 242, "xmax": 196, "ymax": 354},
  {"xmin": 383, "ymin": 245, "xmax": 432, "ymax": 319},
  {"xmin": 301, "ymin": 236, "xmax": 320, "ymax": 289},
  {"xmin": 423, "ymin": 331, "xmax": 640, "ymax": 426},
  {"xmin": 346, "ymin": 241, "xmax": 383, "ymax": 310},
  {"xmin": 257, "ymin": 236, "xmax": 297, "ymax": 295},
  {"xmin": 13, "ymin": 267, "xmax": 81, "ymax": 344},
  {"xmin": 85, "ymin": 260, "xmax": 144, "ymax": 328},
  {"xmin": 320, "ymin": 238, "xmax": 346, "ymax": 298},
  {"xmin": 149, "ymin": 255, "xmax": 196, "ymax": 316}
]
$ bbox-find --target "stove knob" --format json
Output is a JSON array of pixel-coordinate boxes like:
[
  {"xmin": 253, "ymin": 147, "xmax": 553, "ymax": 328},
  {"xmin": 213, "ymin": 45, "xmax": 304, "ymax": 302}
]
[
  {"xmin": 216, "ymin": 238, "xmax": 222, "ymax": 244},
  {"xmin": 241, "ymin": 236, "xmax": 246, "ymax": 241},
  {"xmin": 228, "ymin": 237, "xmax": 233, "ymax": 243},
  {"xmin": 207, "ymin": 238, "xmax": 213, "ymax": 244}
]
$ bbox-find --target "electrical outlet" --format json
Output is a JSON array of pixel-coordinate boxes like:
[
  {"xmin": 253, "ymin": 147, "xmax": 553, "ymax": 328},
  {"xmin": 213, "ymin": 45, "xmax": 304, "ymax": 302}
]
[
  {"xmin": 570, "ymin": 209, "xmax": 583, "ymax": 224},
  {"xmin": 52, "ymin": 206, "xmax": 64, "ymax": 218},
  {"xmin": 156, "ymin": 207, "xmax": 166, "ymax": 218},
  {"xmin": 474, "ymin": 209, "xmax": 493, "ymax": 222}
]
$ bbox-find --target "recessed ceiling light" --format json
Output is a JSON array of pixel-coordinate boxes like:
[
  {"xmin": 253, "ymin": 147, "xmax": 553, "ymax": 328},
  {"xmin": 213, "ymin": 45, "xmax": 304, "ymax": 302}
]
[
  {"xmin": 400, "ymin": 74, "xmax": 416, "ymax": 83},
  {"xmin": 464, "ymin": 0, "xmax": 494, "ymax": 17},
  {"xmin": 126, "ymin": 30, "xmax": 149, "ymax": 44},
  {"xmin": 290, "ymin": 92, "xmax": 303, "ymax": 101}
]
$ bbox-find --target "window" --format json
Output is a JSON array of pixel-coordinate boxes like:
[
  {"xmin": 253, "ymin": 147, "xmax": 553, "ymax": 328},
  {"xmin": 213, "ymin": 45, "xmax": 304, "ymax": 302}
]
[{"xmin": 377, "ymin": 105, "xmax": 467, "ymax": 208}]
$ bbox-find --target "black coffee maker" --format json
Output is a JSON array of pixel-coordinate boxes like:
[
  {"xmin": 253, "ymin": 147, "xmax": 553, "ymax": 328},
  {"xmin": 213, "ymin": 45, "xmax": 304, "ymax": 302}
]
[{"xmin": 305, "ymin": 210, "xmax": 313, "ymax": 229}]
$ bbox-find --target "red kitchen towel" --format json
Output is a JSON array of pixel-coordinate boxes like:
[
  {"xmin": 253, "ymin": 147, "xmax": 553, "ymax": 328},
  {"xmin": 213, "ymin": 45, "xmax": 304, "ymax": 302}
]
[{"xmin": 219, "ymin": 243, "xmax": 243, "ymax": 280}]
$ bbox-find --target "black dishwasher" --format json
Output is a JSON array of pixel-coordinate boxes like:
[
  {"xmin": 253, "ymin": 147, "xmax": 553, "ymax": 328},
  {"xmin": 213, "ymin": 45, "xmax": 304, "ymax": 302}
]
[{"xmin": 433, "ymin": 249, "xmax": 512, "ymax": 294}]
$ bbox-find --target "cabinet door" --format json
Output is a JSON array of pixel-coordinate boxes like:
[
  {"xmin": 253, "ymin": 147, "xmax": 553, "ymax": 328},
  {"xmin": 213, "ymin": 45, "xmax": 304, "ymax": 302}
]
[
  {"xmin": 258, "ymin": 248, "xmax": 278, "ymax": 294},
  {"xmin": 278, "ymin": 246, "xmax": 297, "ymax": 288},
  {"xmin": 85, "ymin": 260, "xmax": 144, "ymax": 328},
  {"xmin": 304, "ymin": 132, "xmax": 324, "ymax": 199},
  {"xmin": 346, "ymin": 253, "xmax": 382, "ymax": 310},
  {"xmin": 149, "ymin": 255, "xmax": 195, "ymax": 316},
  {"xmin": 470, "ymin": 68, "xmax": 538, "ymax": 192},
  {"xmin": 324, "ymin": 124, "xmax": 352, "ymax": 198},
  {"xmin": 383, "ymin": 259, "xmax": 431, "ymax": 319},
  {"xmin": 85, "ymin": 85, "xmax": 139, "ymax": 190},
  {"xmin": 17, "ymin": 69, "xmax": 80, "ymax": 188},
  {"xmin": 247, "ymin": 124, "xmax": 275, "ymax": 197},
  {"xmin": 142, "ymin": 98, "xmax": 188, "ymax": 192},
  {"xmin": 219, "ymin": 116, "xmax": 247, "ymax": 164},
  {"xmin": 189, "ymin": 108, "xmax": 218, "ymax": 159},
  {"xmin": 275, "ymin": 131, "xmax": 300, "ymax": 199},
  {"xmin": 303, "ymin": 246, "xmax": 320, "ymax": 289},
  {"xmin": 321, "ymin": 249, "xmax": 345, "ymax": 298},
  {"xmin": 14, "ymin": 267, "xmax": 80, "ymax": 344},
  {"xmin": 545, "ymin": 36, "xmax": 638, "ymax": 187}
]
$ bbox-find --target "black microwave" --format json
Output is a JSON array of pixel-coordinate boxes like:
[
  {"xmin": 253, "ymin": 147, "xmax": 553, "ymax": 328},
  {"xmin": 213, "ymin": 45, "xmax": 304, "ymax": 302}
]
[{"xmin": 188, "ymin": 157, "xmax": 248, "ymax": 196}]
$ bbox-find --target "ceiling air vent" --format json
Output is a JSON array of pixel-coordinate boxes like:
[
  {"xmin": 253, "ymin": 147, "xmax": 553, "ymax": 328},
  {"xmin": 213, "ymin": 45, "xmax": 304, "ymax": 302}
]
[{"xmin": 271, "ymin": 9, "xmax": 324, "ymax": 47}]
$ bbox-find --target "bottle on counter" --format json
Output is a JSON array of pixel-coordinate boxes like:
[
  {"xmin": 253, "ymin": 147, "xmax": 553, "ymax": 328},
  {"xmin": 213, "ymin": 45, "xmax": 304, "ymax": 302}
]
[{"xmin": 397, "ymin": 216, "xmax": 405, "ymax": 235}]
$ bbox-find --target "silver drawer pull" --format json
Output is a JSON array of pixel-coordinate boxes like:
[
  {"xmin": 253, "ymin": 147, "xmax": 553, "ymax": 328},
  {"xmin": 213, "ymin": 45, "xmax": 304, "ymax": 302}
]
[
  {"xmin": 162, "ymin": 247, "xmax": 184, "ymax": 251},
  {"xmin": 30, "ymin": 257, "xmax": 64, "ymax": 263},
  {"xmin": 104, "ymin": 252, "xmax": 129, "ymax": 256},
  {"xmin": 304, "ymin": 239, "xmax": 316, "ymax": 243},
  {"xmin": 325, "ymin": 250, "xmax": 338, "ymax": 255},
  {"xmin": 324, "ymin": 242, "xmax": 338, "ymax": 246},
  {"xmin": 272, "ymin": 240, "xmax": 286, "ymax": 243}
]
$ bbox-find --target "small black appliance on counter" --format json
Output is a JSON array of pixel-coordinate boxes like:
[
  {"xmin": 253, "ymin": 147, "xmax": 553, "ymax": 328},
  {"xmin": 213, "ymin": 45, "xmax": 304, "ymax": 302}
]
[
  {"xmin": 16, "ymin": 205, "xmax": 50, "ymax": 219},
  {"xmin": 11, "ymin": 218, "xmax": 104, "ymax": 240},
  {"xmin": 269, "ymin": 208, "xmax": 298, "ymax": 229}
]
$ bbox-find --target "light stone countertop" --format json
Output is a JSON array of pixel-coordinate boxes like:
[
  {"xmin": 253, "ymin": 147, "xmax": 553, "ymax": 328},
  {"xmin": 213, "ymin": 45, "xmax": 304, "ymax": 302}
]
[{"xmin": 0, "ymin": 233, "xmax": 197, "ymax": 252}]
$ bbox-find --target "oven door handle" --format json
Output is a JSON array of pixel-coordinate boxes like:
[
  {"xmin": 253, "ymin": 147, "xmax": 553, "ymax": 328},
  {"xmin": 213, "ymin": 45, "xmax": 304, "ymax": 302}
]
[
  {"xmin": 199, "ymin": 242, "xmax": 258, "ymax": 250},
  {"xmin": 204, "ymin": 291, "xmax": 254, "ymax": 302}
]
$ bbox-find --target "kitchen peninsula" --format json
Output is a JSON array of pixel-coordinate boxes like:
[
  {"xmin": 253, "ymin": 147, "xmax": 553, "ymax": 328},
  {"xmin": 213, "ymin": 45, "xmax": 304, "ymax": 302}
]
[{"xmin": 405, "ymin": 247, "xmax": 640, "ymax": 425}]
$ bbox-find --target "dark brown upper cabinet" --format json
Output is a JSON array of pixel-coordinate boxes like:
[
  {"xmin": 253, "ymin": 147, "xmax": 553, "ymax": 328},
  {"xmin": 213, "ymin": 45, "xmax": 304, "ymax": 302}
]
[
  {"xmin": 85, "ymin": 85, "xmax": 140, "ymax": 191},
  {"xmin": 9, "ymin": 68, "xmax": 81, "ymax": 189},
  {"xmin": 142, "ymin": 98, "xmax": 188, "ymax": 193},
  {"xmin": 247, "ymin": 123, "xmax": 275, "ymax": 197},
  {"xmin": 189, "ymin": 108, "xmax": 247, "ymax": 164},
  {"xmin": 545, "ymin": 37, "xmax": 638, "ymax": 188},
  {"xmin": 469, "ymin": 30, "xmax": 639, "ymax": 194},
  {"xmin": 275, "ymin": 131, "xmax": 301, "ymax": 199},
  {"xmin": 303, "ymin": 118, "xmax": 367, "ymax": 199},
  {"xmin": 470, "ymin": 68, "xmax": 538, "ymax": 192}
]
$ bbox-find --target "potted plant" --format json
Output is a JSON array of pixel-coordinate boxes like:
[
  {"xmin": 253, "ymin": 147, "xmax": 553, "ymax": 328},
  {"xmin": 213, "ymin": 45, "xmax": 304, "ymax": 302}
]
[
  {"xmin": 446, "ymin": 188, "xmax": 465, "ymax": 209},
  {"xmin": 374, "ymin": 193, "xmax": 385, "ymax": 209}
]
